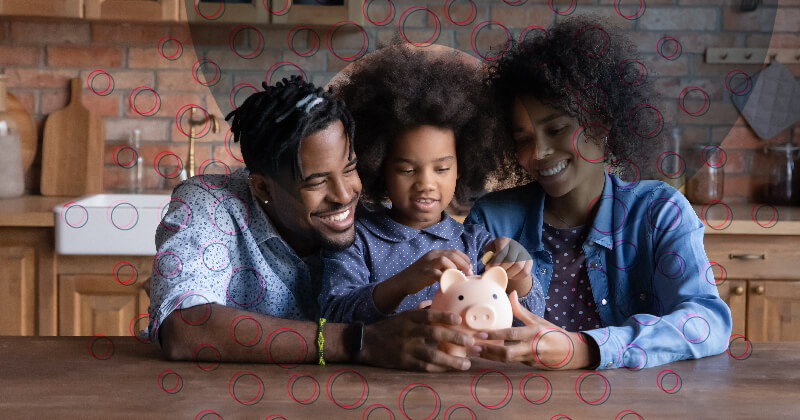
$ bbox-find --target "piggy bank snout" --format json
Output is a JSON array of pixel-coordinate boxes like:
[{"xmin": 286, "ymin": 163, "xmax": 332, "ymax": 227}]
[{"xmin": 464, "ymin": 304, "xmax": 497, "ymax": 330}]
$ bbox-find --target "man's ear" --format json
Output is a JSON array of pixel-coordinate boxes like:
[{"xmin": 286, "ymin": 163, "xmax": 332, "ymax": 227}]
[
  {"xmin": 440, "ymin": 269, "xmax": 468, "ymax": 293},
  {"xmin": 248, "ymin": 172, "xmax": 273, "ymax": 203}
]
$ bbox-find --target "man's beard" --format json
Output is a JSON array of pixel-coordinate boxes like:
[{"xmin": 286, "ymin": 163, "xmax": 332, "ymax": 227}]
[{"xmin": 313, "ymin": 226, "xmax": 356, "ymax": 252}]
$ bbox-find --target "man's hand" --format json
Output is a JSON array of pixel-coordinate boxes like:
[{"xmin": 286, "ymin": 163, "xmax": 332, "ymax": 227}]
[
  {"xmin": 360, "ymin": 309, "xmax": 475, "ymax": 372},
  {"xmin": 476, "ymin": 291, "xmax": 599, "ymax": 370},
  {"xmin": 484, "ymin": 237, "xmax": 533, "ymax": 297}
]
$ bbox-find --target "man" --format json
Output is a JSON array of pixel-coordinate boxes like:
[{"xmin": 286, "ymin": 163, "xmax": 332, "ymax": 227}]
[{"xmin": 147, "ymin": 76, "xmax": 475, "ymax": 371}]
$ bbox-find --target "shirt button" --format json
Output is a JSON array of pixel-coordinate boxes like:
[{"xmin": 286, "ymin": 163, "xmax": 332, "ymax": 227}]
[
  {"xmin": 589, "ymin": 261, "xmax": 599, "ymax": 268},
  {"xmin": 600, "ymin": 299, "xmax": 608, "ymax": 305},
  {"xmin": 640, "ymin": 293, "xmax": 647, "ymax": 301},
  {"xmin": 606, "ymin": 362, "xmax": 613, "ymax": 368},
  {"xmin": 539, "ymin": 268, "xmax": 547, "ymax": 275}
]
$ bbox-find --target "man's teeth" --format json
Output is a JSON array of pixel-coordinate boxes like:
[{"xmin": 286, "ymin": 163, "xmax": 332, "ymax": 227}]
[
  {"xmin": 320, "ymin": 209, "xmax": 350, "ymax": 222},
  {"xmin": 539, "ymin": 160, "xmax": 567, "ymax": 177}
]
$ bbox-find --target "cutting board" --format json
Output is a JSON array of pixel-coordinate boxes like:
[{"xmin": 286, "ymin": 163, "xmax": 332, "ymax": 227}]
[
  {"xmin": 6, "ymin": 93, "xmax": 37, "ymax": 178},
  {"xmin": 40, "ymin": 78, "xmax": 104, "ymax": 196}
]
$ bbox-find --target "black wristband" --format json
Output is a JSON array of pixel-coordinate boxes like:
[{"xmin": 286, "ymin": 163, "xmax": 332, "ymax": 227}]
[{"xmin": 349, "ymin": 322, "xmax": 364, "ymax": 363}]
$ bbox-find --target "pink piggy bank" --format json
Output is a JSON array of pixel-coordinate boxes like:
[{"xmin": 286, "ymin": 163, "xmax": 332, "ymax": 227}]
[{"xmin": 429, "ymin": 266, "xmax": 513, "ymax": 358}]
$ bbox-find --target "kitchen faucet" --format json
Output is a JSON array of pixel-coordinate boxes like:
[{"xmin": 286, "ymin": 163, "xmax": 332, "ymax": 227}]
[{"xmin": 186, "ymin": 106, "xmax": 219, "ymax": 178}]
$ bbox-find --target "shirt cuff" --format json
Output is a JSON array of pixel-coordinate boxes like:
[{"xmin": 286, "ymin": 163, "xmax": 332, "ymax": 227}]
[{"xmin": 583, "ymin": 328, "xmax": 620, "ymax": 370}]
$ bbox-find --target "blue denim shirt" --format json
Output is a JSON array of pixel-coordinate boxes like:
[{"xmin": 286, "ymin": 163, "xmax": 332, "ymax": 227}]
[{"xmin": 465, "ymin": 173, "xmax": 732, "ymax": 370}]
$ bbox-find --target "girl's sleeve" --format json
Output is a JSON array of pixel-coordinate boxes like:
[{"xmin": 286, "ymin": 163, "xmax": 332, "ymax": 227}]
[{"xmin": 318, "ymin": 234, "xmax": 388, "ymax": 324}]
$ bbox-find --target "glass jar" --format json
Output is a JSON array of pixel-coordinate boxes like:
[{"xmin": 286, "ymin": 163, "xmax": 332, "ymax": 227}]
[
  {"xmin": 686, "ymin": 144, "xmax": 725, "ymax": 204},
  {"xmin": 764, "ymin": 143, "xmax": 800, "ymax": 206}
]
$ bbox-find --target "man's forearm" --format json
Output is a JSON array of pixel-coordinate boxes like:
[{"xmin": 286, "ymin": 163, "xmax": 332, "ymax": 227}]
[{"xmin": 160, "ymin": 304, "xmax": 352, "ymax": 364}]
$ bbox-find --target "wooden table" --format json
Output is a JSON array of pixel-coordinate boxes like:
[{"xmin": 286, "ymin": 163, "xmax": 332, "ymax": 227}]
[{"xmin": 1, "ymin": 337, "xmax": 798, "ymax": 419}]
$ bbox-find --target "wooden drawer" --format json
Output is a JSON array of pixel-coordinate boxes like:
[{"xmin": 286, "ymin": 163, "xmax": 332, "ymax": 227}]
[{"xmin": 703, "ymin": 235, "xmax": 800, "ymax": 280}]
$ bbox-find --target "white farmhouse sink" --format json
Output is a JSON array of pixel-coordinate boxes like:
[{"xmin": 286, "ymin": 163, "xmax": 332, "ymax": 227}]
[{"xmin": 54, "ymin": 194, "xmax": 172, "ymax": 255}]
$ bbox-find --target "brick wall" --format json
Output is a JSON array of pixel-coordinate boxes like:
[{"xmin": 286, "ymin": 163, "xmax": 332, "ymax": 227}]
[{"xmin": 1, "ymin": 0, "xmax": 798, "ymax": 203}]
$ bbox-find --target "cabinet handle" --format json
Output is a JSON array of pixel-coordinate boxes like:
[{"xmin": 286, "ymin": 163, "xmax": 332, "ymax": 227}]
[
  {"xmin": 733, "ymin": 286, "xmax": 745, "ymax": 296},
  {"xmin": 754, "ymin": 285, "xmax": 765, "ymax": 295},
  {"xmin": 729, "ymin": 253, "xmax": 765, "ymax": 260}
]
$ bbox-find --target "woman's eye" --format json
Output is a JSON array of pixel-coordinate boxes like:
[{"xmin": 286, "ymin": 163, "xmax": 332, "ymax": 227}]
[{"xmin": 548, "ymin": 126, "xmax": 567, "ymax": 136}]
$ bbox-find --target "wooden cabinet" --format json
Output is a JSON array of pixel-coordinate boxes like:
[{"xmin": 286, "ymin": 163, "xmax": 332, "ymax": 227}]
[
  {"xmin": 183, "ymin": 0, "xmax": 269, "ymax": 24},
  {"xmin": 85, "ymin": 0, "xmax": 179, "ymax": 21},
  {"xmin": 0, "ymin": 0, "xmax": 83, "ymax": 18},
  {"xmin": 272, "ymin": 0, "xmax": 363, "ymax": 26},
  {"xmin": 181, "ymin": 0, "xmax": 363, "ymax": 25},
  {"xmin": 0, "ymin": 246, "xmax": 36, "ymax": 335}
]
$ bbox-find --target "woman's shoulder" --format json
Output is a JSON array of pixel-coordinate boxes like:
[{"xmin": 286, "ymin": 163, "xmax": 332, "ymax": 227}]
[{"xmin": 472, "ymin": 182, "xmax": 541, "ymax": 210}]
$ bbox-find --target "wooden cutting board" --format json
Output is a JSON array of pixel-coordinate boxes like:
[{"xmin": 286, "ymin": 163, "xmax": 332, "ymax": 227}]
[
  {"xmin": 40, "ymin": 78, "xmax": 104, "ymax": 196},
  {"xmin": 6, "ymin": 93, "xmax": 37, "ymax": 178}
]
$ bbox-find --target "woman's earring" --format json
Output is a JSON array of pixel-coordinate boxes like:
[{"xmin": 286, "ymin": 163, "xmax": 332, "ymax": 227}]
[{"xmin": 264, "ymin": 200, "xmax": 269, "ymax": 205}]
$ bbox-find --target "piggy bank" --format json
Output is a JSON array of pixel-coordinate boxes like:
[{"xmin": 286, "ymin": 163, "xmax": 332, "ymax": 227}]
[{"xmin": 429, "ymin": 266, "xmax": 513, "ymax": 357}]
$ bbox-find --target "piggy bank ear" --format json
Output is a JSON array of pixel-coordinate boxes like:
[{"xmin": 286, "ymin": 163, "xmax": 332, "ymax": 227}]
[
  {"xmin": 482, "ymin": 266, "xmax": 508, "ymax": 291},
  {"xmin": 440, "ymin": 269, "xmax": 468, "ymax": 293}
]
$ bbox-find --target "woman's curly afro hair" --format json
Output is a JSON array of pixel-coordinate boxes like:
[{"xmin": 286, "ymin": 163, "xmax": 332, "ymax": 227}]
[
  {"xmin": 489, "ymin": 16, "xmax": 668, "ymax": 184},
  {"xmin": 332, "ymin": 44, "xmax": 503, "ymax": 204}
]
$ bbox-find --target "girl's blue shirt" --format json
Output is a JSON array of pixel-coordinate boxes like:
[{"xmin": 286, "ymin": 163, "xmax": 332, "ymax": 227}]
[{"xmin": 464, "ymin": 172, "xmax": 732, "ymax": 369}]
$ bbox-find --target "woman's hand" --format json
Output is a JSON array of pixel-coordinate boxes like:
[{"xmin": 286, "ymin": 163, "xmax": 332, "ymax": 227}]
[
  {"xmin": 484, "ymin": 237, "xmax": 533, "ymax": 297},
  {"xmin": 476, "ymin": 291, "xmax": 599, "ymax": 370}
]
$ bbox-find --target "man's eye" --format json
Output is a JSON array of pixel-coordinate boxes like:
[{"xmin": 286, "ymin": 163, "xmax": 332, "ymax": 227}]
[
  {"xmin": 305, "ymin": 181, "xmax": 325, "ymax": 188},
  {"xmin": 344, "ymin": 167, "xmax": 357, "ymax": 175}
]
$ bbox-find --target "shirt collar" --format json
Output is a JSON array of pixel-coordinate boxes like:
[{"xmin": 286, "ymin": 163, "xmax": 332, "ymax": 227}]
[{"xmin": 358, "ymin": 205, "xmax": 464, "ymax": 243}]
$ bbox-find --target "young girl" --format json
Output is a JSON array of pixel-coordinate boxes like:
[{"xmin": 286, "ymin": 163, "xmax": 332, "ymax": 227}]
[
  {"xmin": 319, "ymin": 45, "xmax": 545, "ymax": 324},
  {"xmin": 466, "ymin": 17, "xmax": 732, "ymax": 370}
]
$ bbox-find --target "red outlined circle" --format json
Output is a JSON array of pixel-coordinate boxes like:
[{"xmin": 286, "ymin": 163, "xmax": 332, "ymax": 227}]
[
  {"xmin": 174, "ymin": 292, "xmax": 212, "ymax": 326},
  {"xmin": 158, "ymin": 36, "xmax": 183, "ymax": 60},
  {"xmin": 646, "ymin": 197, "xmax": 682, "ymax": 231},
  {"xmin": 112, "ymin": 144, "xmax": 137, "ymax": 169},
  {"xmin": 616, "ymin": 410, "xmax": 644, "ymax": 420},
  {"xmin": 572, "ymin": 123, "xmax": 609, "ymax": 163},
  {"xmin": 657, "ymin": 369, "xmax": 682, "ymax": 394},
  {"xmin": 226, "ymin": 266, "xmax": 265, "ymax": 307},
  {"xmin": 657, "ymin": 35, "xmax": 682, "ymax": 60},
  {"xmin": 702, "ymin": 261, "xmax": 727, "ymax": 286},
  {"xmin": 129, "ymin": 313, "xmax": 155, "ymax": 344},
  {"xmin": 192, "ymin": 59, "xmax": 221, "ymax": 87},
  {"xmin": 443, "ymin": 0, "xmax": 475, "ymax": 26},
  {"xmin": 443, "ymin": 404, "xmax": 475, "ymax": 419},
  {"xmin": 364, "ymin": 403, "xmax": 393, "ymax": 419},
  {"xmin": 628, "ymin": 103, "xmax": 663, "ymax": 138},
  {"xmin": 751, "ymin": 203, "xmax": 778, "ymax": 228},
  {"xmin": 195, "ymin": 410, "xmax": 222, "ymax": 420},
  {"xmin": 700, "ymin": 200, "xmax": 732, "ymax": 230},
  {"xmin": 87, "ymin": 334, "xmax": 114, "ymax": 360},
  {"xmin": 287, "ymin": 26, "xmax": 320, "ymax": 57},
  {"xmin": 159, "ymin": 197, "xmax": 191, "ymax": 232},
  {"xmin": 265, "ymin": 61, "xmax": 306, "ymax": 86},
  {"xmin": 657, "ymin": 250, "xmax": 684, "ymax": 279},
  {"xmin": 176, "ymin": 104, "xmax": 211, "ymax": 138},
  {"xmin": 229, "ymin": 83, "xmax": 258, "ymax": 109},
  {"xmin": 288, "ymin": 373, "xmax": 320, "ymax": 405},
  {"xmin": 107, "ymin": 200, "xmax": 139, "ymax": 231},
  {"xmin": 229, "ymin": 370, "xmax": 265, "ymax": 405},
  {"xmin": 229, "ymin": 25, "xmax": 264, "ymax": 59},
  {"xmin": 532, "ymin": 328, "xmax": 574, "ymax": 368},
  {"xmin": 192, "ymin": 343, "xmax": 221, "ymax": 371},
  {"xmin": 503, "ymin": 0, "xmax": 528, "ymax": 5},
  {"xmin": 614, "ymin": 0, "xmax": 645, "ymax": 19},
  {"xmin": 153, "ymin": 251, "xmax": 182, "ymax": 278},
  {"xmin": 398, "ymin": 383, "xmax": 440, "ymax": 419},
  {"xmin": 327, "ymin": 369, "xmax": 369, "ymax": 409},
  {"xmin": 87, "ymin": 70, "xmax": 114, "ymax": 96},
  {"xmin": 679, "ymin": 313, "xmax": 710, "ymax": 344},
  {"xmin": 519, "ymin": 373, "xmax": 552, "ymax": 405},
  {"xmin": 577, "ymin": 83, "xmax": 606, "ymax": 114},
  {"xmin": 113, "ymin": 261, "xmax": 138, "ymax": 286},
  {"xmin": 157, "ymin": 370, "xmax": 183, "ymax": 394},
  {"xmin": 726, "ymin": 334, "xmax": 753, "ymax": 360},
  {"xmin": 548, "ymin": 0, "xmax": 576, "ymax": 15},
  {"xmin": 61, "ymin": 202, "xmax": 89, "ymax": 228},
  {"xmin": 398, "ymin": 7, "xmax": 440, "ymax": 47},
  {"xmin": 725, "ymin": 69, "xmax": 752, "ymax": 95},
  {"xmin": 224, "ymin": 128, "xmax": 245, "ymax": 163},
  {"xmin": 198, "ymin": 159, "xmax": 231, "ymax": 189},
  {"xmin": 470, "ymin": 369, "xmax": 512, "ymax": 409},
  {"xmin": 551, "ymin": 416, "xmax": 572, "ymax": 420},
  {"xmin": 230, "ymin": 315, "xmax": 262, "ymax": 347},
  {"xmin": 657, "ymin": 151, "xmax": 686, "ymax": 179},
  {"xmin": 574, "ymin": 24, "xmax": 608, "ymax": 57},
  {"xmin": 327, "ymin": 21, "xmax": 368, "ymax": 61},
  {"xmin": 129, "ymin": 86, "xmax": 161, "ymax": 116},
  {"xmin": 577, "ymin": 316, "xmax": 609, "ymax": 345},
  {"xmin": 193, "ymin": 0, "xmax": 224, "ymax": 20},
  {"xmin": 701, "ymin": 144, "xmax": 727, "ymax": 168},
  {"xmin": 470, "ymin": 21, "xmax": 510, "ymax": 60},
  {"xmin": 618, "ymin": 58, "xmax": 647, "ymax": 85},
  {"xmin": 264, "ymin": 0, "xmax": 290, "ymax": 16},
  {"xmin": 618, "ymin": 343, "xmax": 647, "ymax": 370},
  {"xmin": 363, "ymin": 0, "xmax": 394, "ymax": 26},
  {"xmin": 153, "ymin": 151, "xmax": 184, "ymax": 179},
  {"xmin": 198, "ymin": 240, "xmax": 231, "ymax": 271},
  {"xmin": 575, "ymin": 371, "xmax": 610, "ymax": 405},
  {"xmin": 610, "ymin": 159, "xmax": 640, "ymax": 190},
  {"xmin": 210, "ymin": 194, "xmax": 250, "ymax": 234},
  {"xmin": 265, "ymin": 328, "xmax": 306, "ymax": 368},
  {"xmin": 679, "ymin": 86, "xmax": 710, "ymax": 116},
  {"xmin": 588, "ymin": 194, "xmax": 628, "ymax": 234}
]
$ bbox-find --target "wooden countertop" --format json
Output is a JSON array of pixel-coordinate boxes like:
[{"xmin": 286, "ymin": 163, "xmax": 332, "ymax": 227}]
[
  {"xmin": 0, "ymin": 195, "xmax": 76, "ymax": 227},
  {"xmin": 0, "ymin": 336, "xmax": 796, "ymax": 419},
  {"xmin": 693, "ymin": 203, "xmax": 800, "ymax": 235}
]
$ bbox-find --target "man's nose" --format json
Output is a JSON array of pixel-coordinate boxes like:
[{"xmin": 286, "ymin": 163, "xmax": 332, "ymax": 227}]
[{"xmin": 328, "ymin": 175, "xmax": 353, "ymax": 203}]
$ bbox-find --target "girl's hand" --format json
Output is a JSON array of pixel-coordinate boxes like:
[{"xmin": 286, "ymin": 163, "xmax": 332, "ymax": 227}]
[
  {"xmin": 477, "ymin": 291, "xmax": 599, "ymax": 370},
  {"xmin": 484, "ymin": 237, "xmax": 533, "ymax": 297}
]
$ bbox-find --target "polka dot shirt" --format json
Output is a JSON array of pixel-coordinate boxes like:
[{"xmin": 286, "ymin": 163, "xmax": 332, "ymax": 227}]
[{"xmin": 541, "ymin": 222, "xmax": 602, "ymax": 332}]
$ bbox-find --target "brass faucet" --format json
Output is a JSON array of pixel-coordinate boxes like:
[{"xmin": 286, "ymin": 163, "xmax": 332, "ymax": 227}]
[{"xmin": 186, "ymin": 106, "xmax": 219, "ymax": 178}]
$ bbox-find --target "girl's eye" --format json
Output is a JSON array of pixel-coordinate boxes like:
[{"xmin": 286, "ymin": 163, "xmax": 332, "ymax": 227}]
[
  {"xmin": 436, "ymin": 167, "xmax": 451, "ymax": 173},
  {"xmin": 399, "ymin": 169, "xmax": 414, "ymax": 174}
]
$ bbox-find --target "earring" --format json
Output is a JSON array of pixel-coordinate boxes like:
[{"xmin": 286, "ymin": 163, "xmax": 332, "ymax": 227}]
[{"xmin": 264, "ymin": 200, "xmax": 269, "ymax": 205}]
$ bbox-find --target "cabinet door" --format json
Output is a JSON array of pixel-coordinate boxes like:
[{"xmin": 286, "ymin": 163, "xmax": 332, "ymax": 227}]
[
  {"xmin": 59, "ymin": 274, "xmax": 150, "ymax": 337},
  {"xmin": 85, "ymin": 0, "xmax": 179, "ymax": 21},
  {"xmin": 747, "ymin": 280, "xmax": 800, "ymax": 341},
  {"xmin": 717, "ymin": 280, "xmax": 746, "ymax": 338},
  {"xmin": 184, "ymin": 0, "xmax": 268, "ymax": 24},
  {"xmin": 0, "ymin": 0, "xmax": 83, "ymax": 18},
  {"xmin": 0, "ymin": 247, "xmax": 36, "ymax": 335}
]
